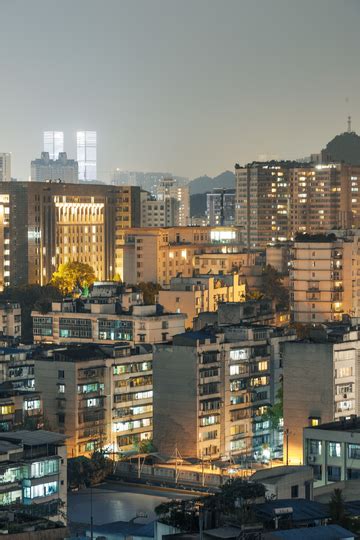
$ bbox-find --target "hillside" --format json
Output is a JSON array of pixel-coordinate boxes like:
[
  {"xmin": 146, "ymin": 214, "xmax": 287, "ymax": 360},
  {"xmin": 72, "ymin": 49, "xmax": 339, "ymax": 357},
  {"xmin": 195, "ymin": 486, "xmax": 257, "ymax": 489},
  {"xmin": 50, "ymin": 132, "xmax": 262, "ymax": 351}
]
[{"xmin": 189, "ymin": 170, "xmax": 235, "ymax": 195}]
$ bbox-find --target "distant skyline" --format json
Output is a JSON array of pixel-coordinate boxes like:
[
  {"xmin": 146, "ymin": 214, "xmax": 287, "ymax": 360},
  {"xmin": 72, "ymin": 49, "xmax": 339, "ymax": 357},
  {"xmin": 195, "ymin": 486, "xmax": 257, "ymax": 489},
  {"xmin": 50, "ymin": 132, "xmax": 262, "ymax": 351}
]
[{"xmin": 0, "ymin": 0, "xmax": 359, "ymax": 181}]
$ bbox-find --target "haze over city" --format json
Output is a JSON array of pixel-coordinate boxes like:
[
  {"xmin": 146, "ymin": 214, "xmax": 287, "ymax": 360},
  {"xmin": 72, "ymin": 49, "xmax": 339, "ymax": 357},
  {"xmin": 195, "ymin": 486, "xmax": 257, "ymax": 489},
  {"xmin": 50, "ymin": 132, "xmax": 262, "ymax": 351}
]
[{"xmin": 1, "ymin": 0, "xmax": 360, "ymax": 181}]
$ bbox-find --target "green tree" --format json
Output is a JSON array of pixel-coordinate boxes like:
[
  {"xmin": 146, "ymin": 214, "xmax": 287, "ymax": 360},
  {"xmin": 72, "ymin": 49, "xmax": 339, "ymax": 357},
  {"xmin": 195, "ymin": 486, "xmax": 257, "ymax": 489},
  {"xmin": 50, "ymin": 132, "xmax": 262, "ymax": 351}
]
[
  {"xmin": 0, "ymin": 284, "xmax": 62, "ymax": 342},
  {"xmin": 259, "ymin": 265, "xmax": 289, "ymax": 309},
  {"xmin": 137, "ymin": 282, "xmax": 162, "ymax": 305},
  {"xmin": 50, "ymin": 261, "xmax": 96, "ymax": 296},
  {"xmin": 329, "ymin": 488, "xmax": 346, "ymax": 524},
  {"xmin": 262, "ymin": 385, "xmax": 283, "ymax": 430}
]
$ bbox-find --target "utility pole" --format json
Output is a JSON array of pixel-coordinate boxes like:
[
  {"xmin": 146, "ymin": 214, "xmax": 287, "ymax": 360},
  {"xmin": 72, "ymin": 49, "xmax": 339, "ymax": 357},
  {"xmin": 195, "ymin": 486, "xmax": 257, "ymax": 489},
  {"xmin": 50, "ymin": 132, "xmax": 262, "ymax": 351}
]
[
  {"xmin": 284, "ymin": 428, "xmax": 289, "ymax": 466},
  {"xmin": 90, "ymin": 485, "xmax": 94, "ymax": 540}
]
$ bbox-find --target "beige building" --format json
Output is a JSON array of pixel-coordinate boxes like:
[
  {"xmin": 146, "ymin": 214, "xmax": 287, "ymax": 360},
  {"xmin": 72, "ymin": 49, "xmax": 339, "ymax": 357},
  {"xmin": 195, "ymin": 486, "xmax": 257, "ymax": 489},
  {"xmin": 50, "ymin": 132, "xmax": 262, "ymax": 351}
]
[
  {"xmin": 153, "ymin": 325, "xmax": 293, "ymax": 462},
  {"xmin": 140, "ymin": 195, "xmax": 178, "ymax": 227},
  {"xmin": 35, "ymin": 344, "xmax": 153, "ymax": 457},
  {"xmin": 158, "ymin": 274, "xmax": 246, "ymax": 328},
  {"xmin": 32, "ymin": 302, "xmax": 185, "ymax": 345},
  {"xmin": 0, "ymin": 181, "xmax": 141, "ymax": 289},
  {"xmin": 290, "ymin": 232, "xmax": 360, "ymax": 323},
  {"xmin": 283, "ymin": 324, "xmax": 360, "ymax": 466},
  {"xmin": 235, "ymin": 162, "xmax": 360, "ymax": 249},
  {"xmin": 0, "ymin": 302, "xmax": 21, "ymax": 340},
  {"xmin": 122, "ymin": 226, "xmax": 243, "ymax": 287}
]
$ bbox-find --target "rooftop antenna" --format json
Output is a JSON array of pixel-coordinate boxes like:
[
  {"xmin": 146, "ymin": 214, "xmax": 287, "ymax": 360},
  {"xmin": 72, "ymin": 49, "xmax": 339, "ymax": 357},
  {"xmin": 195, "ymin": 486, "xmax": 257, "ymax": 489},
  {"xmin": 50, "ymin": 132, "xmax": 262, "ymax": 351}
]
[{"xmin": 348, "ymin": 115, "xmax": 352, "ymax": 133}]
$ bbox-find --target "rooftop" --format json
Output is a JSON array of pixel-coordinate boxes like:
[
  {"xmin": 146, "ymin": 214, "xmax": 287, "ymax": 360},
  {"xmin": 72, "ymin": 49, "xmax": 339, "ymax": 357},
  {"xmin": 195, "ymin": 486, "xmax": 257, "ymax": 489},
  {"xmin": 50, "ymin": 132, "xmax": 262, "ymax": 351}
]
[
  {"xmin": 255, "ymin": 499, "xmax": 329, "ymax": 523},
  {"xmin": 251, "ymin": 465, "xmax": 313, "ymax": 484},
  {"xmin": 0, "ymin": 430, "xmax": 67, "ymax": 446},
  {"xmin": 306, "ymin": 416, "xmax": 360, "ymax": 433},
  {"xmin": 266, "ymin": 524, "xmax": 355, "ymax": 539}
]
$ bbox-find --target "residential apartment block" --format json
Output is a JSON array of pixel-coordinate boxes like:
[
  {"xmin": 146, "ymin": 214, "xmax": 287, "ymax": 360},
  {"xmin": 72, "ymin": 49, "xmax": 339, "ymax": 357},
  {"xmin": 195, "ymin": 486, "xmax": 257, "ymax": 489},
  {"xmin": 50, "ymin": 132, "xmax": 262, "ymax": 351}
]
[
  {"xmin": 140, "ymin": 195, "xmax": 178, "ymax": 227},
  {"xmin": 290, "ymin": 232, "xmax": 360, "ymax": 323},
  {"xmin": 31, "ymin": 152, "xmax": 78, "ymax": 183},
  {"xmin": 235, "ymin": 162, "xmax": 360, "ymax": 248},
  {"xmin": 206, "ymin": 188, "xmax": 235, "ymax": 226},
  {"xmin": 283, "ymin": 323, "xmax": 360, "ymax": 466},
  {"xmin": 0, "ymin": 431, "xmax": 67, "ymax": 522},
  {"xmin": 34, "ymin": 344, "xmax": 153, "ymax": 457},
  {"xmin": 153, "ymin": 325, "xmax": 294, "ymax": 462},
  {"xmin": 122, "ymin": 226, "xmax": 243, "ymax": 287},
  {"xmin": 0, "ymin": 303, "xmax": 21, "ymax": 340},
  {"xmin": 156, "ymin": 177, "xmax": 189, "ymax": 226},
  {"xmin": 158, "ymin": 274, "xmax": 246, "ymax": 328},
  {"xmin": 0, "ymin": 181, "xmax": 141, "ymax": 289}
]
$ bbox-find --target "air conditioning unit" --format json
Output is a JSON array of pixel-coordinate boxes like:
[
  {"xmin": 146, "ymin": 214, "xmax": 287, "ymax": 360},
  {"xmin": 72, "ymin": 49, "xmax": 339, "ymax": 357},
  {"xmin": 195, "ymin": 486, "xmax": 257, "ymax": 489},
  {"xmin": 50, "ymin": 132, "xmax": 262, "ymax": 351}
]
[
  {"xmin": 308, "ymin": 455, "xmax": 316, "ymax": 463},
  {"xmin": 343, "ymin": 394, "xmax": 347, "ymax": 399}
]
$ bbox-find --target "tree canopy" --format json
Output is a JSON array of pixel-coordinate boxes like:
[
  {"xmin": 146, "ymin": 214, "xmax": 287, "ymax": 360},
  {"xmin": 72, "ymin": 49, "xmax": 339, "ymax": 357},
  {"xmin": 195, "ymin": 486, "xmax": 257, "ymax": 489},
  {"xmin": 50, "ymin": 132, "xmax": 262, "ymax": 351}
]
[
  {"xmin": 0, "ymin": 284, "xmax": 62, "ymax": 342},
  {"xmin": 137, "ymin": 282, "xmax": 161, "ymax": 305},
  {"xmin": 259, "ymin": 265, "xmax": 289, "ymax": 310},
  {"xmin": 50, "ymin": 261, "xmax": 96, "ymax": 295}
]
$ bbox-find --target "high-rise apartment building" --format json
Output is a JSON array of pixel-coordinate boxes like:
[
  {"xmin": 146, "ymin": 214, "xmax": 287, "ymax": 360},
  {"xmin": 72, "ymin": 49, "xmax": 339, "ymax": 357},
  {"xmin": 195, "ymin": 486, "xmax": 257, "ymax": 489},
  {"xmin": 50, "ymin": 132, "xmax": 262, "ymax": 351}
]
[
  {"xmin": 290, "ymin": 232, "xmax": 360, "ymax": 323},
  {"xmin": 235, "ymin": 162, "xmax": 360, "ymax": 248},
  {"xmin": 77, "ymin": 131, "xmax": 97, "ymax": 181},
  {"xmin": 43, "ymin": 131, "xmax": 64, "ymax": 160},
  {"xmin": 35, "ymin": 344, "xmax": 153, "ymax": 457},
  {"xmin": 0, "ymin": 153, "xmax": 11, "ymax": 182},
  {"xmin": 156, "ymin": 177, "xmax": 189, "ymax": 226},
  {"xmin": 0, "ymin": 182, "xmax": 141, "ymax": 289},
  {"xmin": 153, "ymin": 325, "xmax": 293, "ymax": 461},
  {"xmin": 31, "ymin": 152, "xmax": 78, "ymax": 183},
  {"xmin": 140, "ymin": 194, "xmax": 178, "ymax": 227},
  {"xmin": 206, "ymin": 188, "xmax": 235, "ymax": 226}
]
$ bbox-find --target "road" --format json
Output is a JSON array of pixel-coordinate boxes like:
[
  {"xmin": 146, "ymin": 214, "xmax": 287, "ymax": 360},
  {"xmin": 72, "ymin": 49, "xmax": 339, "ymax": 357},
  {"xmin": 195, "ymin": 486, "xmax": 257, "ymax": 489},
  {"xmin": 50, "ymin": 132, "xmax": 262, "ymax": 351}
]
[{"xmin": 68, "ymin": 481, "xmax": 196, "ymax": 526}]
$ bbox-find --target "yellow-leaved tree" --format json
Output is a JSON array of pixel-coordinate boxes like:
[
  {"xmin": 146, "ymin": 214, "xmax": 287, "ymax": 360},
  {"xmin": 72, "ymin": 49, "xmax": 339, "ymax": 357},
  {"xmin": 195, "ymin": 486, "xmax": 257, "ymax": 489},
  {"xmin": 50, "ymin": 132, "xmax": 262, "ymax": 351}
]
[{"xmin": 50, "ymin": 261, "xmax": 96, "ymax": 296}]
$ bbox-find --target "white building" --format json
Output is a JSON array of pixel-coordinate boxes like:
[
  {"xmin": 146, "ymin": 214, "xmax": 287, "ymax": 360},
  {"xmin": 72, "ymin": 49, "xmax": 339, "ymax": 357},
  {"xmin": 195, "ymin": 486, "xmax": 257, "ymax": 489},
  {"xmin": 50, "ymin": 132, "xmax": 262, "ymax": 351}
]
[
  {"xmin": 0, "ymin": 154, "xmax": 11, "ymax": 182},
  {"xmin": 0, "ymin": 303, "xmax": 21, "ymax": 341},
  {"xmin": 77, "ymin": 131, "xmax": 97, "ymax": 181},
  {"xmin": 156, "ymin": 177, "xmax": 189, "ymax": 226}
]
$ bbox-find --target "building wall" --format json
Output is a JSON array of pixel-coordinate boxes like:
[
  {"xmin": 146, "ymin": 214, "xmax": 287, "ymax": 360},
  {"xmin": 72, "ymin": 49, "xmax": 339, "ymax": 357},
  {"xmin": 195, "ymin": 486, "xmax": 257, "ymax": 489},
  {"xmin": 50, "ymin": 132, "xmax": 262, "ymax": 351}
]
[
  {"xmin": 290, "ymin": 237, "xmax": 360, "ymax": 323},
  {"xmin": 153, "ymin": 344, "xmax": 199, "ymax": 457},
  {"xmin": 283, "ymin": 342, "xmax": 334, "ymax": 465},
  {"xmin": 0, "ymin": 182, "xmax": 140, "ymax": 287}
]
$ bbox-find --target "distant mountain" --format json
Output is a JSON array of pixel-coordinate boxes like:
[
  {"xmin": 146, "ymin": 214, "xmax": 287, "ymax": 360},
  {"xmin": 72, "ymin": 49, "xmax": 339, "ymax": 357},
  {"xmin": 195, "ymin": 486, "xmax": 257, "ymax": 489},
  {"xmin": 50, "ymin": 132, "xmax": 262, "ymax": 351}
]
[{"xmin": 189, "ymin": 170, "xmax": 235, "ymax": 195}]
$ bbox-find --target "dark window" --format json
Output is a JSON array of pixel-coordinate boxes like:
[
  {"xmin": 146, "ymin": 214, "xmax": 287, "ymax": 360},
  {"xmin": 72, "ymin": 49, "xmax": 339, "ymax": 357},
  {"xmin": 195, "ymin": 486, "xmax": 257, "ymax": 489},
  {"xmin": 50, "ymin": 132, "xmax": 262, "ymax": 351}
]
[
  {"xmin": 327, "ymin": 466, "xmax": 341, "ymax": 482},
  {"xmin": 311, "ymin": 464, "xmax": 322, "ymax": 480},
  {"xmin": 291, "ymin": 485, "xmax": 299, "ymax": 498},
  {"xmin": 58, "ymin": 370, "xmax": 65, "ymax": 379},
  {"xmin": 162, "ymin": 332, "xmax": 168, "ymax": 341},
  {"xmin": 58, "ymin": 413, "xmax": 65, "ymax": 425},
  {"xmin": 347, "ymin": 468, "xmax": 360, "ymax": 480}
]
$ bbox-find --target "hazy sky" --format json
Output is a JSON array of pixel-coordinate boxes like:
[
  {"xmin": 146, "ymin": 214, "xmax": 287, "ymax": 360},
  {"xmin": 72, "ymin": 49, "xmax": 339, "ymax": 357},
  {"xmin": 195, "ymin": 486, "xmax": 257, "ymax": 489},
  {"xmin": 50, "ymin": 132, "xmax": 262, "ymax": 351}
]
[{"xmin": 1, "ymin": 0, "xmax": 359, "ymax": 181}]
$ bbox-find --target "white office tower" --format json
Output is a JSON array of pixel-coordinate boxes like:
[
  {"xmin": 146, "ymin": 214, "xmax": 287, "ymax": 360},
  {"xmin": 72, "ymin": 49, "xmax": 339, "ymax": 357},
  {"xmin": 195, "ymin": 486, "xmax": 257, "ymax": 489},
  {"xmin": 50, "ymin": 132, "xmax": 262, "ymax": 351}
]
[
  {"xmin": 43, "ymin": 131, "xmax": 64, "ymax": 160},
  {"xmin": 77, "ymin": 131, "xmax": 97, "ymax": 181},
  {"xmin": 0, "ymin": 153, "xmax": 11, "ymax": 182}
]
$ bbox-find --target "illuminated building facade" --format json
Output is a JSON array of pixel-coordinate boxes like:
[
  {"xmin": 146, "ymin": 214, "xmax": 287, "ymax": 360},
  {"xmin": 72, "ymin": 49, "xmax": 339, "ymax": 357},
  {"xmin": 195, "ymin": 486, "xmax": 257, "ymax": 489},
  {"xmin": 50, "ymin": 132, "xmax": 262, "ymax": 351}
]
[
  {"xmin": 290, "ymin": 232, "xmax": 360, "ymax": 323},
  {"xmin": 122, "ymin": 226, "xmax": 243, "ymax": 287},
  {"xmin": 283, "ymin": 326, "xmax": 360, "ymax": 467},
  {"xmin": 43, "ymin": 131, "xmax": 64, "ymax": 160},
  {"xmin": 35, "ymin": 344, "xmax": 153, "ymax": 457},
  {"xmin": 0, "ymin": 182, "xmax": 141, "ymax": 290},
  {"xmin": 235, "ymin": 162, "xmax": 360, "ymax": 248},
  {"xmin": 77, "ymin": 130, "xmax": 97, "ymax": 181},
  {"xmin": 153, "ymin": 325, "xmax": 292, "ymax": 462}
]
